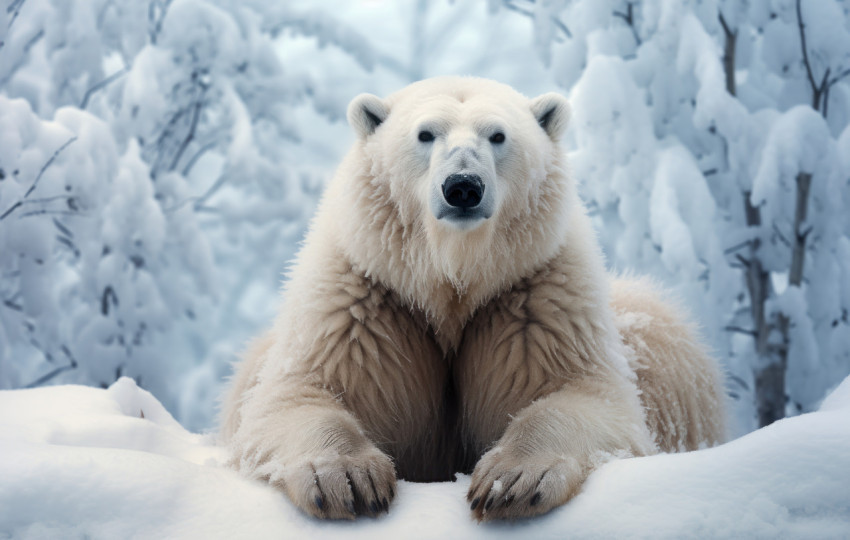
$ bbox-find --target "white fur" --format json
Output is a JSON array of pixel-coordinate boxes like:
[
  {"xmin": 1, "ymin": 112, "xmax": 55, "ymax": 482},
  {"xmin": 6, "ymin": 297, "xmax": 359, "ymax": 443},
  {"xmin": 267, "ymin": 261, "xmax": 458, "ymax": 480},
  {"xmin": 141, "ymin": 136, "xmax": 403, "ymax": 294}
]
[{"xmin": 220, "ymin": 77, "xmax": 726, "ymax": 522}]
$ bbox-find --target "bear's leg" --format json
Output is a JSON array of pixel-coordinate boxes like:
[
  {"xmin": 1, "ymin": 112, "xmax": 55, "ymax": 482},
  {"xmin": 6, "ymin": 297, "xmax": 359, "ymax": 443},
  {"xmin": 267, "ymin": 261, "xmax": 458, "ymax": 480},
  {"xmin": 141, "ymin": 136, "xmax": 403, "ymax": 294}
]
[
  {"xmin": 229, "ymin": 371, "xmax": 398, "ymax": 520},
  {"xmin": 610, "ymin": 278, "xmax": 727, "ymax": 451},
  {"xmin": 465, "ymin": 377, "xmax": 654, "ymax": 521},
  {"xmin": 458, "ymin": 265, "xmax": 656, "ymax": 521},
  {"xmin": 225, "ymin": 260, "xmax": 445, "ymax": 519}
]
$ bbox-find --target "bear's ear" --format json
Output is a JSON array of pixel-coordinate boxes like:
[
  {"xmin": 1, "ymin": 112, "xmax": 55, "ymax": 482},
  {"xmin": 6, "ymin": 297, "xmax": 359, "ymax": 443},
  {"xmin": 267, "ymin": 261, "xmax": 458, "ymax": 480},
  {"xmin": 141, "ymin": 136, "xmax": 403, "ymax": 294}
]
[
  {"xmin": 347, "ymin": 93, "xmax": 389, "ymax": 138},
  {"xmin": 530, "ymin": 93, "xmax": 570, "ymax": 140}
]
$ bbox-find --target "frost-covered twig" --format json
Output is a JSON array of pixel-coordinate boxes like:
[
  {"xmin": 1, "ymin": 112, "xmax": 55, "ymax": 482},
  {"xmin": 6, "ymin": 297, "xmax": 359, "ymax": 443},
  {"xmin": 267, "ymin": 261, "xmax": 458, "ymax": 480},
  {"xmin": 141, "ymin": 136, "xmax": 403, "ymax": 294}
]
[
  {"xmin": 549, "ymin": 15, "xmax": 572, "ymax": 39},
  {"xmin": 23, "ymin": 346, "xmax": 77, "ymax": 388},
  {"xmin": 718, "ymin": 12, "xmax": 736, "ymax": 96},
  {"xmin": 723, "ymin": 240, "xmax": 751, "ymax": 255},
  {"xmin": 772, "ymin": 223, "xmax": 791, "ymax": 248},
  {"xmin": 192, "ymin": 175, "xmax": 227, "ymax": 211},
  {"xmin": 265, "ymin": 9, "xmax": 378, "ymax": 71},
  {"xmin": 613, "ymin": 2, "xmax": 641, "ymax": 46},
  {"xmin": 18, "ymin": 209, "xmax": 78, "ymax": 218},
  {"xmin": 80, "ymin": 68, "xmax": 127, "ymax": 109},
  {"xmin": 796, "ymin": 0, "xmax": 820, "ymax": 110},
  {"xmin": 503, "ymin": 0, "xmax": 572, "ymax": 39},
  {"xmin": 795, "ymin": 0, "xmax": 849, "ymax": 116},
  {"xmin": 181, "ymin": 140, "xmax": 216, "ymax": 176},
  {"xmin": 0, "ymin": 28, "xmax": 44, "ymax": 86},
  {"xmin": 21, "ymin": 194, "xmax": 74, "ymax": 206},
  {"xmin": 148, "ymin": 0, "xmax": 172, "ymax": 45},
  {"xmin": 827, "ymin": 67, "xmax": 850, "ymax": 87},
  {"xmin": 101, "ymin": 286, "xmax": 118, "ymax": 316},
  {"xmin": 0, "ymin": 136, "xmax": 77, "ymax": 221},
  {"xmin": 2, "ymin": 298, "xmax": 22, "ymax": 311},
  {"xmin": 725, "ymin": 326, "xmax": 756, "ymax": 337},
  {"xmin": 5, "ymin": 0, "xmax": 27, "ymax": 31},
  {"xmin": 169, "ymin": 90, "xmax": 205, "ymax": 172}
]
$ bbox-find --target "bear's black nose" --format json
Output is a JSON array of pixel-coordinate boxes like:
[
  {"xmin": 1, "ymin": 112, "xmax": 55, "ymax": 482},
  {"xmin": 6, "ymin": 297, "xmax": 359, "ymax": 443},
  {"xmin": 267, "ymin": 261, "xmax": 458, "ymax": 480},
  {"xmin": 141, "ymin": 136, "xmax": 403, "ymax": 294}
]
[{"xmin": 442, "ymin": 174, "xmax": 484, "ymax": 209}]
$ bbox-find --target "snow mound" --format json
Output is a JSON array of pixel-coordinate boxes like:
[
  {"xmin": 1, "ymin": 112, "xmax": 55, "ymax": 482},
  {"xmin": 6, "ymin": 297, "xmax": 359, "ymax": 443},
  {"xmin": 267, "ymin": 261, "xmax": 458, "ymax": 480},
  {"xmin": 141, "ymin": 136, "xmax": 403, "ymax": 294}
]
[{"xmin": 1, "ymin": 378, "xmax": 849, "ymax": 539}]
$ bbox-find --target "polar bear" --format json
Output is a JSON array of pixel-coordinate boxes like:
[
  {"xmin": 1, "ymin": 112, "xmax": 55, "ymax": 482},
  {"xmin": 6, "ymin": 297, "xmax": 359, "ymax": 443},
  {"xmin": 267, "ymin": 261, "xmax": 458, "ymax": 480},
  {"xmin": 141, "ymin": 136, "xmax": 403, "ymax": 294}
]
[{"xmin": 220, "ymin": 77, "xmax": 726, "ymax": 521}]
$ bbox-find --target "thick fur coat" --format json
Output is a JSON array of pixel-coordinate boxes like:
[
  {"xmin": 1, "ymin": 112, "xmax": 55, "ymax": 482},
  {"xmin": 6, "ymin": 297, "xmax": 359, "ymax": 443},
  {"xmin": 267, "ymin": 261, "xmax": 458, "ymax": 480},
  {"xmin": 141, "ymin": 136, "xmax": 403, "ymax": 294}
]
[{"xmin": 220, "ymin": 77, "xmax": 726, "ymax": 521}]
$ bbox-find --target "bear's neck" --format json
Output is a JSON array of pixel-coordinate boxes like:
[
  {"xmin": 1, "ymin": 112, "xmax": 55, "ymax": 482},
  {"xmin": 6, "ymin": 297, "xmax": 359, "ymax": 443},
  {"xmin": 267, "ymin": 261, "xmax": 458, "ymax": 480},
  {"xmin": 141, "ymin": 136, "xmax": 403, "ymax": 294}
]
[{"xmin": 329, "ymin": 156, "xmax": 577, "ymax": 353}]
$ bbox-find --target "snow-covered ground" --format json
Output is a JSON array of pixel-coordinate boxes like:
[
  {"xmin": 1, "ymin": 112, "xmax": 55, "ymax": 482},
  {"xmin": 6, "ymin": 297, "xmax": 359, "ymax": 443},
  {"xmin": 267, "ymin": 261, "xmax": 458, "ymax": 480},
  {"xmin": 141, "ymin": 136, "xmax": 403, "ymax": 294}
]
[{"xmin": 1, "ymin": 377, "xmax": 848, "ymax": 539}]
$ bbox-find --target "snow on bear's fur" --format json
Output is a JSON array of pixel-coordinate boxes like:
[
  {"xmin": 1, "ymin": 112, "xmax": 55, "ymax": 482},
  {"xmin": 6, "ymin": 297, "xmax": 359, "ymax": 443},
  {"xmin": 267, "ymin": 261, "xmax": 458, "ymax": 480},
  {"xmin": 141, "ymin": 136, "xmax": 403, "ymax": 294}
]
[{"xmin": 220, "ymin": 77, "xmax": 726, "ymax": 521}]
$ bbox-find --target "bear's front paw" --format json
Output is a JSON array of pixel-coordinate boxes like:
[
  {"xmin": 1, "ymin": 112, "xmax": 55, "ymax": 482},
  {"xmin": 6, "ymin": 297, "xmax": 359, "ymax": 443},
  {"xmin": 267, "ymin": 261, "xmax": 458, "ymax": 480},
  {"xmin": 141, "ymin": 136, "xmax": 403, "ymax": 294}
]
[
  {"xmin": 467, "ymin": 447, "xmax": 586, "ymax": 521},
  {"xmin": 273, "ymin": 448, "xmax": 397, "ymax": 520}
]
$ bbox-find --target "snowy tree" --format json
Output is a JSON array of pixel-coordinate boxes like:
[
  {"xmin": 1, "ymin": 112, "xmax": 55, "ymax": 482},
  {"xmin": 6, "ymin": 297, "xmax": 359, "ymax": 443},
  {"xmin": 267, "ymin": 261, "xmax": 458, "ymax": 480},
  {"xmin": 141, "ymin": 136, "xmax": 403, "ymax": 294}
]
[
  {"xmin": 2, "ymin": 0, "xmax": 848, "ymax": 434},
  {"xmin": 497, "ymin": 0, "xmax": 850, "ymax": 431},
  {"xmin": 0, "ymin": 0, "xmax": 379, "ymax": 429}
]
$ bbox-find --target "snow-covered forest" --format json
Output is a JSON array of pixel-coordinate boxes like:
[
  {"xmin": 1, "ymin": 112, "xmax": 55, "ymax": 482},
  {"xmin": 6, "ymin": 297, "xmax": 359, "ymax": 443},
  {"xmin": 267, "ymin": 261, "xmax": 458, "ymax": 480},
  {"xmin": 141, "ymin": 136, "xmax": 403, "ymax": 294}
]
[
  {"xmin": 2, "ymin": 0, "xmax": 850, "ymax": 439},
  {"xmin": 2, "ymin": 1, "xmax": 850, "ymax": 537}
]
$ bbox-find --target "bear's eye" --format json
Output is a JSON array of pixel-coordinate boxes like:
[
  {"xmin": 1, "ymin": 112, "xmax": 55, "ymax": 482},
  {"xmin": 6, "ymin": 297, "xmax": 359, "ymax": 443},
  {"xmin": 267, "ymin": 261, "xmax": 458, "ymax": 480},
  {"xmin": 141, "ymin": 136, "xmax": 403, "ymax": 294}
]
[
  {"xmin": 418, "ymin": 130, "xmax": 435, "ymax": 143},
  {"xmin": 489, "ymin": 132, "xmax": 506, "ymax": 144}
]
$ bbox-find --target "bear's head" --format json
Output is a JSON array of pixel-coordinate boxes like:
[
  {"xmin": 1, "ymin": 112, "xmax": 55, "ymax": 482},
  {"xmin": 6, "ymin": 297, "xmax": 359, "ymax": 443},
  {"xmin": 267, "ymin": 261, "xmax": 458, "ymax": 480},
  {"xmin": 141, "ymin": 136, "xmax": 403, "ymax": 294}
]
[{"xmin": 341, "ymin": 77, "xmax": 574, "ymax": 308}]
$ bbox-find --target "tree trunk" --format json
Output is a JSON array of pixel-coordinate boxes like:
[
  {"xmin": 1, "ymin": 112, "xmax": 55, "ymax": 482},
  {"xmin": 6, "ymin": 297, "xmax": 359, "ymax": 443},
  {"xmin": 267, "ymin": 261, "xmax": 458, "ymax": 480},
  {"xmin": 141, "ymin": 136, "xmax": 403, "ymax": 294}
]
[
  {"xmin": 745, "ymin": 190, "xmax": 777, "ymax": 426},
  {"xmin": 789, "ymin": 172, "xmax": 811, "ymax": 287},
  {"xmin": 719, "ymin": 14, "xmax": 736, "ymax": 96},
  {"xmin": 757, "ymin": 172, "xmax": 812, "ymax": 425},
  {"xmin": 755, "ymin": 356, "xmax": 786, "ymax": 426},
  {"xmin": 721, "ymin": 13, "xmax": 782, "ymax": 427}
]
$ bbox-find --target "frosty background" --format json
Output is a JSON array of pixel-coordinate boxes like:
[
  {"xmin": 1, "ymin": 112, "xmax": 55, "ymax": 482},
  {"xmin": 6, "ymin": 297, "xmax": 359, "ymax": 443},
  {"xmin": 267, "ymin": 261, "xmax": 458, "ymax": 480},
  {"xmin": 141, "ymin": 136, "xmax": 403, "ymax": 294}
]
[{"xmin": 1, "ymin": 0, "xmax": 849, "ymax": 438}]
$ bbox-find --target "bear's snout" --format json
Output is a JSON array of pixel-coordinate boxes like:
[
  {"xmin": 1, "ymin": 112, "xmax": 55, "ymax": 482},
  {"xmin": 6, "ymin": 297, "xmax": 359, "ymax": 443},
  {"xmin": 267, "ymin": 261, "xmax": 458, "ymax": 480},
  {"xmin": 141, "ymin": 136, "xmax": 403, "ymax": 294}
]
[{"xmin": 442, "ymin": 174, "xmax": 484, "ymax": 209}]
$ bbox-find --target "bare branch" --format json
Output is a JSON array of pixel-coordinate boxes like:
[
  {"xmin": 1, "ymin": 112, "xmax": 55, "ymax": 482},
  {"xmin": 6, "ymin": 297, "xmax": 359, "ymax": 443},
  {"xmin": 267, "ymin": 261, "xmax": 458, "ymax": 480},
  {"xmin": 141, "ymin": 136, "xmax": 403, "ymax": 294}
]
[
  {"xmin": 0, "ymin": 28, "xmax": 44, "ymax": 92},
  {"xmin": 827, "ymin": 67, "xmax": 850, "ymax": 87},
  {"xmin": 18, "ymin": 209, "xmax": 79, "ymax": 218},
  {"xmin": 23, "ymin": 137, "xmax": 77, "ymax": 199},
  {"xmin": 796, "ymin": 0, "xmax": 829, "ymax": 113},
  {"xmin": 181, "ymin": 140, "xmax": 216, "ymax": 176},
  {"xmin": 169, "ymin": 95, "xmax": 204, "ymax": 172},
  {"xmin": 613, "ymin": 3, "xmax": 641, "ymax": 46},
  {"xmin": 724, "ymin": 239, "xmax": 752, "ymax": 255},
  {"xmin": 550, "ymin": 15, "xmax": 572, "ymax": 39},
  {"xmin": 21, "ymin": 194, "xmax": 74, "ymax": 207},
  {"xmin": 3, "ymin": 299, "xmax": 22, "ymax": 311},
  {"xmin": 23, "ymin": 363, "xmax": 75, "ymax": 388},
  {"xmin": 735, "ymin": 253, "xmax": 751, "ymax": 268},
  {"xmin": 148, "ymin": 0, "xmax": 173, "ymax": 45},
  {"xmin": 5, "ymin": 0, "xmax": 28, "ymax": 37},
  {"xmin": 729, "ymin": 374, "xmax": 750, "ymax": 391},
  {"xmin": 725, "ymin": 325, "xmax": 757, "ymax": 336},
  {"xmin": 7, "ymin": 0, "xmax": 28, "ymax": 15},
  {"xmin": 772, "ymin": 223, "xmax": 791, "ymax": 247},
  {"xmin": 502, "ymin": 0, "xmax": 532, "ymax": 17},
  {"xmin": 823, "ymin": 80, "xmax": 830, "ymax": 118},
  {"xmin": 0, "ymin": 136, "xmax": 78, "ymax": 221},
  {"xmin": 718, "ymin": 11, "xmax": 732, "ymax": 37},
  {"xmin": 796, "ymin": 0, "xmax": 818, "ymax": 100},
  {"xmin": 192, "ymin": 174, "xmax": 227, "ymax": 210},
  {"xmin": 503, "ymin": 0, "xmax": 572, "ymax": 39},
  {"xmin": 101, "ymin": 286, "xmax": 118, "ymax": 316},
  {"xmin": 23, "ymin": 346, "xmax": 77, "ymax": 388},
  {"xmin": 718, "ymin": 11, "xmax": 737, "ymax": 96},
  {"xmin": 80, "ymin": 68, "xmax": 128, "ymax": 109}
]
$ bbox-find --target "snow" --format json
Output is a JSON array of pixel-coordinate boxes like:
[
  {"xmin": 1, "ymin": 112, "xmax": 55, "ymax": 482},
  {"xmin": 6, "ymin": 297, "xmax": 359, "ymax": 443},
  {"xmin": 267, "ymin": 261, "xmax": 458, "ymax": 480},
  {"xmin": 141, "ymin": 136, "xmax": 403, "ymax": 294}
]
[
  {"xmin": 1, "ymin": 377, "xmax": 849, "ymax": 539},
  {"xmin": 1, "ymin": 0, "xmax": 850, "ymax": 499}
]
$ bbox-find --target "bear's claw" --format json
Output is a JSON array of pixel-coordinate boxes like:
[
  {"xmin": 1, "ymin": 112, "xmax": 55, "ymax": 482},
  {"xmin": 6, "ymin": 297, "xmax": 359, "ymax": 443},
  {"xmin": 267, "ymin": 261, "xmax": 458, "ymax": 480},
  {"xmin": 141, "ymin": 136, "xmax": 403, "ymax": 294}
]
[
  {"xmin": 467, "ymin": 448, "xmax": 586, "ymax": 521},
  {"xmin": 274, "ymin": 449, "xmax": 396, "ymax": 520}
]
